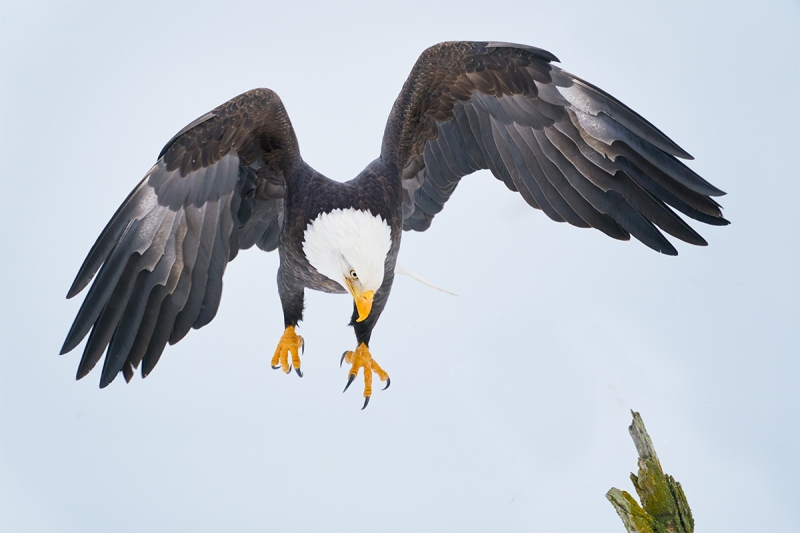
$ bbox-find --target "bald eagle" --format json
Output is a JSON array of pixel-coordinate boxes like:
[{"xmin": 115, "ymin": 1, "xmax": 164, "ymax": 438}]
[{"xmin": 61, "ymin": 42, "xmax": 727, "ymax": 408}]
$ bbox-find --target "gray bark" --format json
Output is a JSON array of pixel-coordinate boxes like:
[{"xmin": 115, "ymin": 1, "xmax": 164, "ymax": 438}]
[{"xmin": 607, "ymin": 411, "xmax": 694, "ymax": 533}]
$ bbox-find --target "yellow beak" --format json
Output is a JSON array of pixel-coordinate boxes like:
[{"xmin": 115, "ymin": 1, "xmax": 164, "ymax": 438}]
[
  {"xmin": 346, "ymin": 279, "xmax": 374, "ymax": 322},
  {"xmin": 354, "ymin": 290, "xmax": 374, "ymax": 322}
]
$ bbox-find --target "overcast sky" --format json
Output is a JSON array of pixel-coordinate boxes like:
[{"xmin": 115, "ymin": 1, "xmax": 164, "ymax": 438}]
[{"xmin": 1, "ymin": 1, "xmax": 798, "ymax": 532}]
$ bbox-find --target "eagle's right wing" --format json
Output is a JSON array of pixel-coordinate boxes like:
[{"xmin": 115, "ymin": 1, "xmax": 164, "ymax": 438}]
[{"xmin": 62, "ymin": 88, "xmax": 301, "ymax": 387}]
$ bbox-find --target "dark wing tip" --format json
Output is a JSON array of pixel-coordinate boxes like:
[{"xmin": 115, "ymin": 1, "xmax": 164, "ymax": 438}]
[
  {"xmin": 66, "ymin": 275, "xmax": 91, "ymax": 299},
  {"xmin": 75, "ymin": 364, "xmax": 91, "ymax": 381}
]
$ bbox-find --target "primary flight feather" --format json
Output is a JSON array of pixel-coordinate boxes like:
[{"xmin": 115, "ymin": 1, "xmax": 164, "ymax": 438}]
[{"xmin": 61, "ymin": 41, "xmax": 727, "ymax": 407}]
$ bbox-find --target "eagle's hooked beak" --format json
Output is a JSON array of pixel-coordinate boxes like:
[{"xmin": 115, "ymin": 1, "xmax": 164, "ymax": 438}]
[
  {"xmin": 345, "ymin": 279, "xmax": 374, "ymax": 322},
  {"xmin": 354, "ymin": 290, "xmax": 374, "ymax": 322}
]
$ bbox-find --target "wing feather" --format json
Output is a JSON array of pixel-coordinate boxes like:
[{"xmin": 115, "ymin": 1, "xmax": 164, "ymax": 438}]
[
  {"xmin": 422, "ymin": 143, "xmax": 456, "ymax": 193},
  {"xmin": 553, "ymin": 74, "xmax": 694, "ymax": 160},
  {"xmin": 468, "ymin": 102, "xmax": 519, "ymax": 194},
  {"xmin": 541, "ymin": 125, "xmax": 706, "ymax": 245},
  {"xmin": 510, "ymin": 123, "xmax": 627, "ymax": 236},
  {"xmin": 443, "ymin": 106, "xmax": 486, "ymax": 172},
  {"xmin": 492, "ymin": 117, "xmax": 577, "ymax": 224}
]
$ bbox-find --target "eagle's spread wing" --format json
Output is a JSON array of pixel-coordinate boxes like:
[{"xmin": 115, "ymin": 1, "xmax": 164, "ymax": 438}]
[
  {"xmin": 61, "ymin": 88, "xmax": 301, "ymax": 387},
  {"xmin": 381, "ymin": 41, "xmax": 728, "ymax": 254}
]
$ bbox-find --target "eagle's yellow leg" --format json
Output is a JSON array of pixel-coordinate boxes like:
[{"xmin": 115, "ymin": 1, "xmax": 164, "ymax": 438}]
[
  {"xmin": 270, "ymin": 325, "xmax": 304, "ymax": 377},
  {"xmin": 341, "ymin": 343, "xmax": 390, "ymax": 409}
]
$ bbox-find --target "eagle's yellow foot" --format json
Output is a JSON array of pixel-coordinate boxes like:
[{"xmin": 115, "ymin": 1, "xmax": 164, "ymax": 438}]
[
  {"xmin": 340, "ymin": 343, "xmax": 390, "ymax": 409},
  {"xmin": 271, "ymin": 325, "xmax": 304, "ymax": 377}
]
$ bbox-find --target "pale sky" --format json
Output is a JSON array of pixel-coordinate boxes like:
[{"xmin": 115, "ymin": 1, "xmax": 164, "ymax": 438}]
[{"xmin": 1, "ymin": 1, "xmax": 798, "ymax": 532}]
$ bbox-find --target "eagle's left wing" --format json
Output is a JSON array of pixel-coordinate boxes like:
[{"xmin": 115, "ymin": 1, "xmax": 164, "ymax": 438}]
[{"xmin": 381, "ymin": 41, "xmax": 728, "ymax": 255}]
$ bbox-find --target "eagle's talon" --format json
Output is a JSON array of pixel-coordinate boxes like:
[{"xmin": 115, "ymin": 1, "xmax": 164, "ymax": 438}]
[
  {"xmin": 340, "ymin": 351, "xmax": 349, "ymax": 368},
  {"xmin": 340, "ymin": 343, "xmax": 389, "ymax": 407},
  {"xmin": 343, "ymin": 373, "xmax": 356, "ymax": 393},
  {"xmin": 383, "ymin": 377, "xmax": 391, "ymax": 391},
  {"xmin": 271, "ymin": 325, "xmax": 304, "ymax": 376}
]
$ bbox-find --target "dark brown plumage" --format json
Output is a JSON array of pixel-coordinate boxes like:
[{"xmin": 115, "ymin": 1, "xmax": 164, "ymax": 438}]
[
  {"xmin": 62, "ymin": 41, "xmax": 727, "ymax": 393},
  {"xmin": 384, "ymin": 42, "xmax": 726, "ymax": 251}
]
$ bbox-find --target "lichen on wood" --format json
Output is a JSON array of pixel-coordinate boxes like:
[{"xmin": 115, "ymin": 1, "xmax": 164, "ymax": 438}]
[{"xmin": 606, "ymin": 411, "xmax": 694, "ymax": 533}]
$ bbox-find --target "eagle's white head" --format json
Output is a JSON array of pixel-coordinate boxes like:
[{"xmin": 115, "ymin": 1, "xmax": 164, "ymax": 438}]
[{"xmin": 302, "ymin": 208, "xmax": 392, "ymax": 321}]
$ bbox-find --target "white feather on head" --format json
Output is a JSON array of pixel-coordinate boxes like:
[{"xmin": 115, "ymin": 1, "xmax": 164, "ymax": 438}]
[{"xmin": 302, "ymin": 208, "xmax": 392, "ymax": 292}]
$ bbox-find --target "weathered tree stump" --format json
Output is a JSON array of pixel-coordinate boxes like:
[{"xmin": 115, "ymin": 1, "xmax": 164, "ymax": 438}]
[{"xmin": 607, "ymin": 411, "xmax": 694, "ymax": 533}]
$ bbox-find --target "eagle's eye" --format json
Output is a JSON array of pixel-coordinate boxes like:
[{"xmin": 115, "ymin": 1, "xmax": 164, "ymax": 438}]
[{"xmin": 349, "ymin": 269, "xmax": 358, "ymax": 280}]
